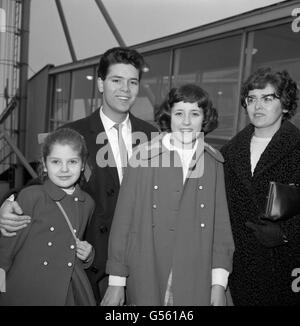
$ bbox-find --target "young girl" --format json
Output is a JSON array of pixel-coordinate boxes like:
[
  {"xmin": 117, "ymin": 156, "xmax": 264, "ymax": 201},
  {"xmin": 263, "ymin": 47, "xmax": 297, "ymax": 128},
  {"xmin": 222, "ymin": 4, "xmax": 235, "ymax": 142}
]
[
  {"xmin": 102, "ymin": 84, "xmax": 235, "ymax": 306},
  {"xmin": 0, "ymin": 128, "xmax": 96, "ymax": 306}
]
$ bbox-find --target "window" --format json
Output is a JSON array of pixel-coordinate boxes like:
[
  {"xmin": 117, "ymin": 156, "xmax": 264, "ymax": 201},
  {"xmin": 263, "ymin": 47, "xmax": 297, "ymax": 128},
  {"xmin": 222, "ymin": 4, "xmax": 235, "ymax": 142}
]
[
  {"xmin": 173, "ymin": 35, "xmax": 242, "ymax": 138},
  {"xmin": 0, "ymin": 8, "xmax": 6, "ymax": 33},
  {"xmin": 132, "ymin": 51, "xmax": 171, "ymax": 124},
  {"xmin": 251, "ymin": 23, "xmax": 300, "ymax": 128},
  {"xmin": 70, "ymin": 67, "xmax": 95, "ymax": 121},
  {"xmin": 51, "ymin": 72, "xmax": 71, "ymax": 130}
]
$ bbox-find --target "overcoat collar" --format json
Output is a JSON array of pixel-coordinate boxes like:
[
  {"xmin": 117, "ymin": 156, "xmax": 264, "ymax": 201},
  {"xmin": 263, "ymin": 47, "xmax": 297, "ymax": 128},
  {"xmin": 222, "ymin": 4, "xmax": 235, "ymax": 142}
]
[
  {"xmin": 88, "ymin": 108, "xmax": 143, "ymax": 137},
  {"xmin": 43, "ymin": 179, "xmax": 86, "ymax": 202},
  {"xmin": 88, "ymin": 108, "xmax": 105, "ymax": 135},
  {"xmin": 225, "ymin": 120, "xmax": 300, "ymax": 185},
  {"xmin": 137, "ymin": 133, "xmax": 224, "ymax": 173},
  {"xmin": 253, "ymin": 120, "xmax": 300, "ymax": 177}
]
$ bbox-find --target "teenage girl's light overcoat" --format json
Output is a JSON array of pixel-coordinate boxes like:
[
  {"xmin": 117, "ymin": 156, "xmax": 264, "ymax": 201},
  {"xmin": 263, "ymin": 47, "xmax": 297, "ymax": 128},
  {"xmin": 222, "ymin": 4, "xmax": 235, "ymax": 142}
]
[{"xmin": 106, "ymin": 138, "xmax": 234, "ymax": 305}]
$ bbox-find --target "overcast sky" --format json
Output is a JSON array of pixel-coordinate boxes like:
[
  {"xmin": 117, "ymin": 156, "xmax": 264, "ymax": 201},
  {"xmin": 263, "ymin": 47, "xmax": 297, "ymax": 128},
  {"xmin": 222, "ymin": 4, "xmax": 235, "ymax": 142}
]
[{"xmin": 27, "ymin": 0, "xmax": 286, "ymax": 76}]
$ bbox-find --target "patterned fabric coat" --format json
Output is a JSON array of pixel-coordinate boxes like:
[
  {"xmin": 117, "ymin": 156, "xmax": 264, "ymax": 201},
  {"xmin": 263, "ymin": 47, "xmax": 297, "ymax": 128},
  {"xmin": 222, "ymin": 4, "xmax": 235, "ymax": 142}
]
[{"xmin": 221, "ymin": 120, "xmax": 300, "ymax": 305}]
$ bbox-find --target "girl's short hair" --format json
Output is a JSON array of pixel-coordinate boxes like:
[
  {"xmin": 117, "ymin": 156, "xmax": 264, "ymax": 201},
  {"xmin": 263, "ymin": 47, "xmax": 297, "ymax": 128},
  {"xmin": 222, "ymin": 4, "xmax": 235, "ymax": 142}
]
[
  {"xmin": 39, "ymin": 128, "xmax": 88, "ymax": 182},
  {"xmin": 156, "ymin": 84, "xmax": 218, "ymax": 135},
  {"xmin": 241, "ymin": 67, "xmax": 299, "ymax": 120}
]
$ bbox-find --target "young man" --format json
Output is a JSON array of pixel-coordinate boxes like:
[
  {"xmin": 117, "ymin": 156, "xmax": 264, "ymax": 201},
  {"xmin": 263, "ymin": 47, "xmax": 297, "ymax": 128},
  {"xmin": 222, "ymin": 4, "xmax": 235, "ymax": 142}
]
[{"xmin": 0, "ymin": 47, "xmax": 158, "ymax": 303}]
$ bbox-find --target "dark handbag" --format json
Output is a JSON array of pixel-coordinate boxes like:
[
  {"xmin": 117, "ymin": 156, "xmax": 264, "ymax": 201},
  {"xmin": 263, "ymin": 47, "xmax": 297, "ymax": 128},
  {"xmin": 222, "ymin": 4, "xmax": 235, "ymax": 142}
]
[{"xmin": 264, "ymin": 181, "xmax": 300, "ymax": 221}]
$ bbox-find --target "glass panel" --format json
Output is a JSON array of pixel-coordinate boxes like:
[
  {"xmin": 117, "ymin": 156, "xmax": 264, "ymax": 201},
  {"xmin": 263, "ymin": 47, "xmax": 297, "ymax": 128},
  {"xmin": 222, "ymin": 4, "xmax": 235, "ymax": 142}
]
[
  {"xmin": 70, "ymin": 67, "xmax": 95, "ymax": 121},
  {"xmin": 52, "ymin": 72, "xmax": 71, "ymax": 127},
  {"xmin": 93, "ymin": 65, "xmax": 102, "ymax": 113},
  {"xmin": 252, "ymin": 23, "xmax": 300, "ymax": 128},
  {"xmin": 173, "ymin": 35, "xmax": 242, "ymax": 138},
  {"xmin": 131, "ymin": 51, "xmax": 171, "ymax": 124}
]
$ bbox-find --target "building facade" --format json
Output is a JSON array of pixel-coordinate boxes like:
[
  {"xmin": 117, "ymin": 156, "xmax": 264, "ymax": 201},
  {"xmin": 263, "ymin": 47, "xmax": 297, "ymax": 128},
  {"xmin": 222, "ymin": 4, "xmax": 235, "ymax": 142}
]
[{"xmin": 2, "ymin": 0, "xmax": 300, "ymax": 184}]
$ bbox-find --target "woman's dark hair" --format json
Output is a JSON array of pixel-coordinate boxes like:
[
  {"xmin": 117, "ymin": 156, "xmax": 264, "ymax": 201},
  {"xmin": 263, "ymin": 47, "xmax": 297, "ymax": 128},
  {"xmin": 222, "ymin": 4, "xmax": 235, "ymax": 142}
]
[
  {"xmin": 97, "ymin": 47, "xmax": 146, "ymax": 81},
  {"xmin": 39, "ymin": 128, "xmax": 88, "ymax": 183},
  {"xmin": 156, "ymin": 84, "xmax": 218, "ymax": 135},
  {"xmin": 241, "ymin": 67, "xmax": 299, "ymax": 120}
]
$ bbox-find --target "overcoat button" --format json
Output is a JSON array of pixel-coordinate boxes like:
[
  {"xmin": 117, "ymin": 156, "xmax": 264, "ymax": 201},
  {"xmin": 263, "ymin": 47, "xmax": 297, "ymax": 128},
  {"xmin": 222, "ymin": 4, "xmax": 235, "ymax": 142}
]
[
  {"xmin": 43, "ymin": 261, "xmax": 48, "ymax": 266},
  {"xmin": 70, "ymin": 245, "xmax": 75, "ymax": 250},
  {"xmin": 47, "ymin": 242, "xmax": 52, "ymax": 247},
  {"xmin": 106, "ymin": 189, "xmax": 115, "ymax": 196},
  {"xmin": 74, "ymin": 197, "xmax": 79, "ymax": 202},
  {"xmin": 50, "ymin": 227, "xmax": 54, "ymax": 232},
  {"xmin": 199, "ymin": 185, "xmax": 203, "ymax": 190},
  {"xmin": 73, "ymin": 229, "xmax": 77, "ymax": 234},
  {"xmin": 200, "ymin": 204, "xmax": 205, "ymax": 208},
  {"xmin": 68, "ymin": 262, "xmax": 72, "ymax": 267},
  {"xmin": 90, "ymin": 266, "xmax": 98, "ymax": 273},
  {"xmin": 154, "ymin": 185, "xmax": 158, "ymax": 190},
  {"xmin": 200, "ymin": 223, "xmax": 205, "ymax": 228},
  {"xmin": 99, "ymin": 225, "xmax": 108, "ymax": 233},
  {"xmin": 153, "ymin": 204, "xmax": 157, "ymax": 209}
]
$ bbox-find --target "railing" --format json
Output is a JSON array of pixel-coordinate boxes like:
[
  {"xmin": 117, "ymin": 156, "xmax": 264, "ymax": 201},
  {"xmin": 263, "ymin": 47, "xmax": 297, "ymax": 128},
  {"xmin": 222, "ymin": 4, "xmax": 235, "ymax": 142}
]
[
  {"xmin": 0, "ymin": 95, "xmax": 37, "ymax": 185},
  {"xmin": 0, "ymin": 131, "xmax": 37, "ymax": 179}
]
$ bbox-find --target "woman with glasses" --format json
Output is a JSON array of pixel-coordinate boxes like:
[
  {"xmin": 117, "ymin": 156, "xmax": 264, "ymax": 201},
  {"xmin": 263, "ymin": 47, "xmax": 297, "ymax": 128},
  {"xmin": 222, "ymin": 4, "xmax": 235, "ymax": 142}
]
[{"xmin": 221, "ymin": 67, "xmax": 300, "ymax": 305}]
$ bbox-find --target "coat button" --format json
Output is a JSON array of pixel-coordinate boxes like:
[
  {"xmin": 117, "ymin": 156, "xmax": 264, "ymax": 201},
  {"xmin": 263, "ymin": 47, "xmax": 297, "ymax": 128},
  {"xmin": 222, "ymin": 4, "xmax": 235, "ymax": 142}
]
[
  {"xmin": 200, "ymin": 223, "xmax": 205, "ymax": 228},
  {"xmin": 70, "ymin": 245, "xmax": 75, "ymax": 250},
  {"xmin": 106, "ymin": 189, "xmax": 115, "ymax": 196},
  {"xmin": 198, "ymin": 185, "xmax": 203, "ymax": 190},
  {"xmin": 200, "ymin": 204, "xmax": 205, "ymax": 208},
  {"xmin": 90, "ymin": 266, "xmax": 98, "ymax": 273},
  {"xmin": 50, "ymin": 227, "xmax": 55, "ymax": 232},
  {"xmin": 47, "ymin": 242, "xmax": 53, "ymax": 247},
  {"xmin": 67, "ymin": 262, "xmax": 73, "ymax": 267},
  {"xmin": 153, "ymin": 204, "xmax": 157, "ymax": 209},
  {"xmin": 43, "ymin": 261, "xmax": 48, "ymax": 266},
  {"xmin": 73, "ymin": 229, "xmax": 77, "ymax": 234},
  {"xmin": 154, "ymin": 185, "xmax": 158, "ymax": 190},
  {"xmin": 99, "ymin": 225, "xmax": 108, "ymax": 233}
]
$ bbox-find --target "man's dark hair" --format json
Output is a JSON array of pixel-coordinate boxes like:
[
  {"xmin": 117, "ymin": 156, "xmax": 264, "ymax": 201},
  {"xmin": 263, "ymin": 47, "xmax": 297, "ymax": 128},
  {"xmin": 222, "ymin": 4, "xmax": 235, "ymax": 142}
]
[{"xmin": 97, "ymin": 47, "xmax": 146, "ymax": 81}]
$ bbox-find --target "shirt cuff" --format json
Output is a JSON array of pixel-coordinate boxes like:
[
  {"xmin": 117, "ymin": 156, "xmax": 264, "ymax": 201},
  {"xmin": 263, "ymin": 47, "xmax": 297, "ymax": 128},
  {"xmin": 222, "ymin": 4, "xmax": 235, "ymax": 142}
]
[
  {"xmin": 0, "ymin": 268, "xmax": 6, "ymax": 292},
  {"xmin": 109, "ymin": 275, "xmax": 126, "ymax": 287},
  {"xmin": 212, "ymin": 268, "xmax": 229, "ymax": 289}
]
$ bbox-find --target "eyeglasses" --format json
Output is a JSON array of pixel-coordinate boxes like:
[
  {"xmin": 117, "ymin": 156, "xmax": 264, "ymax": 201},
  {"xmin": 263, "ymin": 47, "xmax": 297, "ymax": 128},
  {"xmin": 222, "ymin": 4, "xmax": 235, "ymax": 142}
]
[{"xmin": 245, "ymin": 93, "xmax": 280, "ymax": 107}]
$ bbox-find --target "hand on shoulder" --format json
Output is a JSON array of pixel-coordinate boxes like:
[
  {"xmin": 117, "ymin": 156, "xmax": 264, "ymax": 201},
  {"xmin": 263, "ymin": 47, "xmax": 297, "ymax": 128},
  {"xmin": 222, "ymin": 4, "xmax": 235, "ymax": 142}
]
[{"xmin": 0, "ymin": 200, "xmax": 31, "ymax": 236}]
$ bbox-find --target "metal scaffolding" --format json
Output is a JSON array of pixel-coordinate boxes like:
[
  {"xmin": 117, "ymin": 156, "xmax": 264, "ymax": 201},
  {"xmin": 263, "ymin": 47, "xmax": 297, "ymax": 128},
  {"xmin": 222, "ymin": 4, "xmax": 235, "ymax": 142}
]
[
  {"xmin": 0, "ymin": 0, "xmax": 21, "ymax": 115},
  {"xmin": 0, "ymin": 0, "xmax": 31, "ymax": 187}
]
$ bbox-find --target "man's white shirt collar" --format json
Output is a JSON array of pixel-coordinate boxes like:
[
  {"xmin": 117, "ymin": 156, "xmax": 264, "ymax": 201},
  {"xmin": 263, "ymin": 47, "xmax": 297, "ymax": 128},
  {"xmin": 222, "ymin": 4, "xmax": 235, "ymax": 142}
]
[
  {"xmin": 99, "ymin": 107, "xmax": 132, "ymax": 184},
  {"xmin": 100, "ymin": 106, "xmax": 131, "ymax": 132}
]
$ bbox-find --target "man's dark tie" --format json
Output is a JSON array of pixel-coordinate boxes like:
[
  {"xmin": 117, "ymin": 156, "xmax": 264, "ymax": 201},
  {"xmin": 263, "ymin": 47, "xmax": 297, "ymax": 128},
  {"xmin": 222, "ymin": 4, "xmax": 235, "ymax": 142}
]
[{"xmin": 113, "ymin": 123, "xmax": 128, "ymax": 178}]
